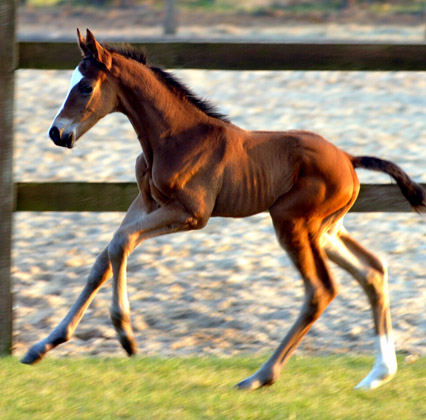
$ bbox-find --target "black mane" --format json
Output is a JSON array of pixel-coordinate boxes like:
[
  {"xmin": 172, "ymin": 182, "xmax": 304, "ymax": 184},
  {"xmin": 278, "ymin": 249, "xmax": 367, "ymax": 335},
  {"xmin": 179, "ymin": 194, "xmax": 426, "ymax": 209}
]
[
  {"xmin": 104, "ymin": 44, "xmax": 229, "ymax": 123},
  {"xmin": 104, "ymin": 43, "xmax": 148, "ymax": 65}
]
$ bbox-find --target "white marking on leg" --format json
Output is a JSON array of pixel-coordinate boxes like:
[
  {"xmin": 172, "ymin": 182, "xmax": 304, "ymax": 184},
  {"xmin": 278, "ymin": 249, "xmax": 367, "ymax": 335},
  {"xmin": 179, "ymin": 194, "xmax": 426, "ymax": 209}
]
[{"xmin": 355, "ymin": 333, "xmax": 397, "ymax": 390}]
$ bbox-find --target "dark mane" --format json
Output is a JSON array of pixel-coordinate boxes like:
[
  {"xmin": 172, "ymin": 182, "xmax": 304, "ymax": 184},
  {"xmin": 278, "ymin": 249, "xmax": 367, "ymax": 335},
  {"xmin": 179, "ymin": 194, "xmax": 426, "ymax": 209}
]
[
  {"xmin": 104, "ymin": 43, "xmax": 148, "ymax": 66},
  {"xmin": 103, "ymin": 43, "xmax": 229, "ymax": 123},
  {"xmin": 150, "ymin": 67, "xmax": 230, "ymax": 122}
]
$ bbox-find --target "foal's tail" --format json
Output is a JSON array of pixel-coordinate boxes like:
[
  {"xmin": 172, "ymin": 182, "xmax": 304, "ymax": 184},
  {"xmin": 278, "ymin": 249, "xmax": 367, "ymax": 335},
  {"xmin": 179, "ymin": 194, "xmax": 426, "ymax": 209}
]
[{"xmin": 351, "ymin": 155, "xmax": 426, "ymax": 213}]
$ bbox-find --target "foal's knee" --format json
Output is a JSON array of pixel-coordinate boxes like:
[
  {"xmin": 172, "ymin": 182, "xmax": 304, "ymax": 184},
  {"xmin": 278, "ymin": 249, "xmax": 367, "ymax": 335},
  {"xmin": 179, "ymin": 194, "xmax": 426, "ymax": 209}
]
[{"xmin": 108, "ymin": 231, "xmax": 131, "ymax": 262}]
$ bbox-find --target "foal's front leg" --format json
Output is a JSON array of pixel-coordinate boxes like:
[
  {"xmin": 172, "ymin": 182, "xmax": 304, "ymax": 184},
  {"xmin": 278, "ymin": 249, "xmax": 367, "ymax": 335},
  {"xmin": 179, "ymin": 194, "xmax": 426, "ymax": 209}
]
[
  {"xmin": 107, "ymin": 199, "xmax": 199, "ymax": 355},
  {"xmin": 21, "ymin": 248, "xmax": 112, "ymax": 364}
]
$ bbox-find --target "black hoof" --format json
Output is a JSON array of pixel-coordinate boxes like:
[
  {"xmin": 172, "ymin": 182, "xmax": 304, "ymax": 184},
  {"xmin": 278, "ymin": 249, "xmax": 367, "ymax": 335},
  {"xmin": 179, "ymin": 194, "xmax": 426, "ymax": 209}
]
[
  {"xmin": 234, "ymin": 369, "xmax": 276, "ymax": 391},
  {"xmin": 21, "ymin": 344, "xmax": 46, "ymax": 365},
  {"xmin": 118, "ymin": 334, "xmax": 137, "ymax": 357},
  {"xmin": 234, "ymin": 378, "xmax": 261, "ymax": 391}
]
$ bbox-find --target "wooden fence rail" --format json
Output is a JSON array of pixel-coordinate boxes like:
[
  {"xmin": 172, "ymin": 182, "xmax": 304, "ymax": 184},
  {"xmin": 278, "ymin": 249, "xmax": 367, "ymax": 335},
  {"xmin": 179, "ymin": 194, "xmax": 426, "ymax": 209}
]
[
  {"xmin": 1, "ymin": 27, "xmax": 425, "ymax": 355},
  {"xmin": 14, "ymin": 182, "xmax": 426, "ymax": 213},
  {"xmin": 18, "ymin": 40, "xmax": 426, "ymax": 71}
]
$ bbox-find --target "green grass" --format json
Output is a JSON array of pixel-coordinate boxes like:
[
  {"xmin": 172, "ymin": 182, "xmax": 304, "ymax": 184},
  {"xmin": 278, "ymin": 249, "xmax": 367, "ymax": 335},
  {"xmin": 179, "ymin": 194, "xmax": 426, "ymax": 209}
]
[
  {"xmin": 25, "ymin": 0, "xmax": 62, "ymax": 6},
  {"xmin": 0, "ymin": 355, "xmax": 424, "ymax": 419},
  {"xmin": 368, "ymin": 2, "xmax": 426, "ymax": 16}
]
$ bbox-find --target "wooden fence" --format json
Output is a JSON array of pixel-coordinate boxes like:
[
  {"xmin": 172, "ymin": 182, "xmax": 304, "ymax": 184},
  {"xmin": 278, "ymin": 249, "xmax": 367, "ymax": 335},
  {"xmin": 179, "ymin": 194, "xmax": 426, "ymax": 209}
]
[
  {"xmin": 0, "ymin": 0, "xmax": 16, "ymax": 357},
  {"xmin": 18, "ymin": 39, "xmax": 426, "ymax": 71},
  {"xmin": 1, "ymin": 10, "xmax": 426, "ymax": 354}
]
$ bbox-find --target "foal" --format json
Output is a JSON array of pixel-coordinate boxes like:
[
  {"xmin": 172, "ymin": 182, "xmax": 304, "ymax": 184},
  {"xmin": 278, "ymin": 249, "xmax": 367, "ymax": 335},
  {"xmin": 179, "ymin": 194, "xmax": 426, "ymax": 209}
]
[{"xmin": 22, "ymin": 29, "xmax": 425, "ymax": 391}]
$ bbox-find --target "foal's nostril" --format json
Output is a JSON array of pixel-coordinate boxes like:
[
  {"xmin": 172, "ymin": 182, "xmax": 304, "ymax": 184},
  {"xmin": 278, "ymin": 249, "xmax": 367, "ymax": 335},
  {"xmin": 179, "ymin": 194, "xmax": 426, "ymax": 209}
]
[{"xmin": 49, "ymin": 126, "xmax": 61, "ymax": 144}]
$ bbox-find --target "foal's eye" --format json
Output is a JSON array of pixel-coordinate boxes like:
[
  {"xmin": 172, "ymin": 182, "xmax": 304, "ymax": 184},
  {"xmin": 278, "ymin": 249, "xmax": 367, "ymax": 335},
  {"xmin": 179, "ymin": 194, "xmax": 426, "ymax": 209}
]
[{"xmin": 80, "ymin": 84, "xmax": 93, "ymax": 95}]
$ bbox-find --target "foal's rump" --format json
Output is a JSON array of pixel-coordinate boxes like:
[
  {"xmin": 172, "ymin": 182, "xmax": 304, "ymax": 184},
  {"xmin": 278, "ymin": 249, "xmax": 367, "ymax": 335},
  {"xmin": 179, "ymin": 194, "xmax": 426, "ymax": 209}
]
[
  {"xmin": 270, "ymin": 130, "xmax": 426, "ymax": 218},
  {"xmin": 268, "ymin": 130, "xmax": 360, "ymax": 220}
]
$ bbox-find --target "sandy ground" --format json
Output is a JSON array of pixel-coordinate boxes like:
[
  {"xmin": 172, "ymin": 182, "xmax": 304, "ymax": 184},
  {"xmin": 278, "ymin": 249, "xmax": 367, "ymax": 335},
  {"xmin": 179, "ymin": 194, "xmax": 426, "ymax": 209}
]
[{"xmin": 11, "ymin": 7, "xmax": 426, "ymax": 363}]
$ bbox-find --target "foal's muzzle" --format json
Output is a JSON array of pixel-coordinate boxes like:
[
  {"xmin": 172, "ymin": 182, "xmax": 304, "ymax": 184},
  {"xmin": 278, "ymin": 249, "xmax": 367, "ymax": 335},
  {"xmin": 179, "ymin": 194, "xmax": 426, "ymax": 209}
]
[{"xmin": 49, "ymin": 126, "xmax": 75, "ymax": 149}]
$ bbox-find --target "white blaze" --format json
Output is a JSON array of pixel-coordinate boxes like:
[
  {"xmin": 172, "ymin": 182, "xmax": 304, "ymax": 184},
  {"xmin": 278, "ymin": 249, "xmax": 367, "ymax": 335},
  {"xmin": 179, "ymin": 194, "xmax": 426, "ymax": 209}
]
[{"xmin": 50, "ymin": 66, "xmax": 84, "ymax": 128}]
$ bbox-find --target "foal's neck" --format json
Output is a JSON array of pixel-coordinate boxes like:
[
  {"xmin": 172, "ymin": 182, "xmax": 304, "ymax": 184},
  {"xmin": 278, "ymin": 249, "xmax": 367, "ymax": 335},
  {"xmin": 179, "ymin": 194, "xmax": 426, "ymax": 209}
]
[{"xmin": 115, "ymin": 58, "xmax": 207, "ymax": 150}]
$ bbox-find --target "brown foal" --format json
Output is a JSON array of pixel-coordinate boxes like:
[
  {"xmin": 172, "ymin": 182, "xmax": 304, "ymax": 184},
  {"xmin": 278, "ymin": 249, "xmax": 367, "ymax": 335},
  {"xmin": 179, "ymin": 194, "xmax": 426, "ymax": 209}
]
[{"xmin": 22, "ymin": 29, "xmax": 426, "ymax": 391}]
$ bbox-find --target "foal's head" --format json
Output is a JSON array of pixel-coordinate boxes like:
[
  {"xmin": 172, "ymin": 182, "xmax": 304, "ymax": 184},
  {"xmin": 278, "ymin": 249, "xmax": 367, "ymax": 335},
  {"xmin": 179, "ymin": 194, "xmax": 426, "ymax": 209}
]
[
  {"xmin": 49, "ymin": 29, "xmax": 117, "ymax": 148},
  {"xmin": 49, "ymin": 29, "xmax": 228, "ymax": 148}
]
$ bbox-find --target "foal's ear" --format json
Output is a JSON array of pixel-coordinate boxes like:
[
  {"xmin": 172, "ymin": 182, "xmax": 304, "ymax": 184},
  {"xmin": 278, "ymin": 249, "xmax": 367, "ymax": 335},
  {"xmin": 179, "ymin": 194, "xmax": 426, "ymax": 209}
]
[
  {"xmin": 77, "ymin": 28, "xmax": 90, "ymax": 57},
  {"xmin": 76, "ymin": 28, "xmax": 112, "ymax": 70},
  {"xmin": 86, "ymin": 29, "xmax": 112, "ymax": 69}
]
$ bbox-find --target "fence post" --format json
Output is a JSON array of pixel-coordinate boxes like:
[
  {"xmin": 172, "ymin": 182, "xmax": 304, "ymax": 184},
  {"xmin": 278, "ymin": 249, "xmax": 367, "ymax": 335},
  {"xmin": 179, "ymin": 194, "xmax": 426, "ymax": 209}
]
[
  {"xmin": 424, "ymin": 0, "xmax": 426, "ymax": 40},
  {"xmin": 164, "ymin": 0, "xmax": 177, "ymax": 35},
  {"xmin": 0, "ymin": 0, "xmax": 16, "ymax": 356}
]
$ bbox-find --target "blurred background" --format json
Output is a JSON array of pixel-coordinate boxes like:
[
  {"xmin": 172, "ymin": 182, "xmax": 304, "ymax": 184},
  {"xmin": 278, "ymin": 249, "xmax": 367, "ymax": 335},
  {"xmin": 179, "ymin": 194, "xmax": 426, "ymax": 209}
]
[{"xmin": 17, "ymin": 0, "xmax": 426, "ymax": 40}]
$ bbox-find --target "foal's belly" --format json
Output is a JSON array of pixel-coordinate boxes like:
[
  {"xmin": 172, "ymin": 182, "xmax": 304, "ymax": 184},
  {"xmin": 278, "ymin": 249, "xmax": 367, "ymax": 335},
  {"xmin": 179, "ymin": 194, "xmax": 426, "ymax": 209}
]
[
  {"xmin": 211, "ymin": 193, "xmax": 274, "ymax": 218},
  {"xmin": 211, "ymin": 169, "xmax": 289, "ymax": 218}
]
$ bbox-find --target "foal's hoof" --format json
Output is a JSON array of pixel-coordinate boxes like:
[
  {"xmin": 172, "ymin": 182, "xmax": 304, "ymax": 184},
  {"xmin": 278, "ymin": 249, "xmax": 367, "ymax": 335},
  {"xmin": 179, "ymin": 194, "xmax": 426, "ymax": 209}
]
[
  {"xmin": 234, "ymin": 370, "xmax": 275, "ymax": 391},
  {"xmin": 354, "ymin": 365, "xmax": 397, "ymax": 390},
  {"xmin": 118, "ymin": 333, "xmax": 137, "ymax": 357},
  {"xmin": 21, "ymin": 343, "xmax": 47, "ymax": 365},
  {"xmin": 235, "ymin": 378, "xmax": 263, "ymax": 391}
]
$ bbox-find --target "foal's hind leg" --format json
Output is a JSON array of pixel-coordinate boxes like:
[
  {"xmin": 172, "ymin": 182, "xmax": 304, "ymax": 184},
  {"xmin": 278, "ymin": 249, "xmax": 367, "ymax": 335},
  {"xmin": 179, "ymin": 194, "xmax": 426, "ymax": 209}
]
[
  {"xmin": 21, "ymin": 248, "xmax": 112, "ymax": 364},
  {"xmin": 324, "ymin": 222, "xmax": 397, "ymax": 389},
  {"xmin": 236, "ymin": 215, "xmax": 339, "ymax": 390}
]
